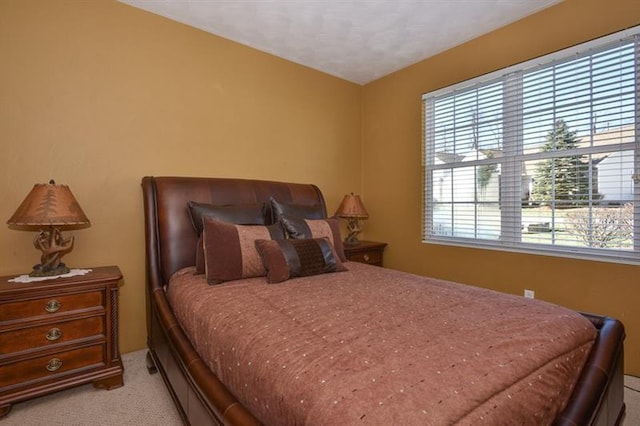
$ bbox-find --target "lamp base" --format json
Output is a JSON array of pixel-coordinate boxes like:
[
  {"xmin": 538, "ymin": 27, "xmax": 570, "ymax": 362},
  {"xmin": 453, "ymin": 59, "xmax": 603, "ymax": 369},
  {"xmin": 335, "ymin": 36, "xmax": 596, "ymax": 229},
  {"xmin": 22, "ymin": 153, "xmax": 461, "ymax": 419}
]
[
  {"xmin": 30, "ymin": 263, "xmax": 70, "ymax": 277},
  {"xmin": 343, "ymin": 234, "xmax": 361, "ymax": 245},
  {"xmin": 343, "ymin": 218, "xmax": 363, "ymax": 245},
  {"xmin": 30, "ymin": 227, "xmax": 75, "ymax": 277}
]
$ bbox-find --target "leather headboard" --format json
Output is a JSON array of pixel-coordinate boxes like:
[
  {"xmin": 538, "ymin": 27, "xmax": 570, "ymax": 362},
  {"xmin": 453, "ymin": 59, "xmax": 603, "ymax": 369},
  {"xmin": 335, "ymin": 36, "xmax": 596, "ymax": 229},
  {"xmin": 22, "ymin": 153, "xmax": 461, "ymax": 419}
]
[{"xmin": 141, "ymin": 176, "xmax": 327, "ymax": 289}]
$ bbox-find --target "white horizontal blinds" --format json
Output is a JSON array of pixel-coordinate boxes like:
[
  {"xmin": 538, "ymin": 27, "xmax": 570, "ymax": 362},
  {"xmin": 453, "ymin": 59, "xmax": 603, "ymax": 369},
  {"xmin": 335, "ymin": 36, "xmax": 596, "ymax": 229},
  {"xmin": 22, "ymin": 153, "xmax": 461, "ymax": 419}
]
[
  {"xmin": 423, "ymin": 27, "xmax": 640, "ymax": 263},
  {"xmin": 635, "ymin": 36, "xmax": 640, "ymax": 256},
  {"xmin": 501, "ymin": 71, "xmax": 524, "ymax": 245},
  {"xmin": 425, "ymin": 78, "xmax": 505, "ymax": 242},
  {"xmin": 520, "ymin": 37, "xmax": 637, "ymax": 253},
  {"xmin": 521, "ymin": 41, "xmax": 636, "ymax": 163}
]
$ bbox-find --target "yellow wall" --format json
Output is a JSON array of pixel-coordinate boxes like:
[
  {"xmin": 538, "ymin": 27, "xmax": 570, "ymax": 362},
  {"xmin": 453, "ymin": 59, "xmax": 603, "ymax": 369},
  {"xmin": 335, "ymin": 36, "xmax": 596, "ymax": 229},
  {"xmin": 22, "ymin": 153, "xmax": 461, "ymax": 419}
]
[
  {"xmin": 2, "ymin": 0, "xmax": 639, "ymax": 377},
  {"xmin": 0, "ymin": 1, "xmax": 361, "ymax": 354},
  {"xmin": 362, "ymin": 0, "xmax": 640, "ymax": 375}
]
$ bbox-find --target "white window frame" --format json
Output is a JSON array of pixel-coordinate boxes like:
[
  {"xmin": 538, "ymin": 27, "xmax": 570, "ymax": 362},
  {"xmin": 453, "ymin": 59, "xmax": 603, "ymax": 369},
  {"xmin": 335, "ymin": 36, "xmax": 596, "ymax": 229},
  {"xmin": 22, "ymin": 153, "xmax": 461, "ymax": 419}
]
[{"xmin": 422, "ymin": 26, "xmax": 640, "ymax": 265}]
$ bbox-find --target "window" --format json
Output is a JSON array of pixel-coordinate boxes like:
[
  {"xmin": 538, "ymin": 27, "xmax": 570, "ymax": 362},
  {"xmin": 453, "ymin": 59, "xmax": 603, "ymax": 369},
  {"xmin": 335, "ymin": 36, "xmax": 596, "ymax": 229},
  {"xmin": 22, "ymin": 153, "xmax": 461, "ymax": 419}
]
[{"xmin": 422, "ymin": 27, "xmax": 640, "ymax": 264}]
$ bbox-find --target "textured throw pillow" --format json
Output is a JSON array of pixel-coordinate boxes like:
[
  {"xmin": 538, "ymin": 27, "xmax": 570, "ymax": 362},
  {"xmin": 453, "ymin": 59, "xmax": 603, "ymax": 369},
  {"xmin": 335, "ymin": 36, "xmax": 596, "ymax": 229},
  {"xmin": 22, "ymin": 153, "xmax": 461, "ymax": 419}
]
[
  {"xmin": 279, "ymin": 215, "xmax": 347, "ymax": 262},
  {"xmin": 255, "ymin": 238, "xmax": 347, "ymax": 283},
  {"xmin": 202, "ymin": 217, "xmax": 284, "ymax": 285},
  {"xmin": 269, "ymin": 197, "xmax": 326, "ymax": 224},
  {"xmin": 188, "ymin": 202, "xmax": 266, "ymax": 274}
]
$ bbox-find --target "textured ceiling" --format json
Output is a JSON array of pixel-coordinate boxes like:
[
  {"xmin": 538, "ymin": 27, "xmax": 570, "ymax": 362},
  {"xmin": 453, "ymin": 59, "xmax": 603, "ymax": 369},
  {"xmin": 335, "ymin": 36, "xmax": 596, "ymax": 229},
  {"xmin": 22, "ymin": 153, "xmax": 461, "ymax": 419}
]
[{"xmin": 119, "ymin": 0, "xmax": 562, "ymax": 85}]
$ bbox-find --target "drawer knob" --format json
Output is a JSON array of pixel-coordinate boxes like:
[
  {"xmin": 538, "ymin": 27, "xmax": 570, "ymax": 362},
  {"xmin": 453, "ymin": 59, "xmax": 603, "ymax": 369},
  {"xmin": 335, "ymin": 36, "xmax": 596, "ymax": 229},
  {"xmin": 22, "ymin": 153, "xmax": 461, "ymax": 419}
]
[
  {"xmin": 363, "ymin": 254, "xmax": 370, "ymax": 261},
  {"xmin": 46, "ymin": 328, "xmax": 62, "ymax": 341},
  {"xmin": 46, "ymin": 358, "xmax": 63, "ymax": 372},
  {"xmin": 45, "ymin": 300, "xmax": 61, "ymax": 313}
]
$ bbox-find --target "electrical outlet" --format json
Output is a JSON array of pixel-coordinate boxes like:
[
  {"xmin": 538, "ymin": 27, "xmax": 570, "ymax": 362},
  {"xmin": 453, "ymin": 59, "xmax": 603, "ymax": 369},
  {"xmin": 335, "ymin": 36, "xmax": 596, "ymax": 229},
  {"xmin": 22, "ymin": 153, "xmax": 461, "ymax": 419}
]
[{"xmin": 524, "ymin": 289, "xmax": 535, "ymax": 299}]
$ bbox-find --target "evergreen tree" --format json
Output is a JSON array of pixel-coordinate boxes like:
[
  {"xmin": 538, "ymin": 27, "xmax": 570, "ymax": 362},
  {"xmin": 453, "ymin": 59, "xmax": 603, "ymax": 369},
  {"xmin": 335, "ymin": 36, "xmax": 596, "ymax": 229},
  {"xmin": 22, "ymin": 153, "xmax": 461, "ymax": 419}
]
[{"xmin": 531, "ymin": 119, "xmax": 597, "ymax": 207}]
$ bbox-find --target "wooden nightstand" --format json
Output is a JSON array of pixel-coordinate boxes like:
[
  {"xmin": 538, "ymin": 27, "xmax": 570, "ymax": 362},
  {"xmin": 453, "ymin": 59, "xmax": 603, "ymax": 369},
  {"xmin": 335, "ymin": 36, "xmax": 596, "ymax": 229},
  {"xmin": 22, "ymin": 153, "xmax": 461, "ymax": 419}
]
[
  {"xmin": 0, "ymin": 266, "xmax": 124, "ymax": 418},
  {"xmin": 343, "ymin": 240, "xmax": 387, "ymax": 266}
]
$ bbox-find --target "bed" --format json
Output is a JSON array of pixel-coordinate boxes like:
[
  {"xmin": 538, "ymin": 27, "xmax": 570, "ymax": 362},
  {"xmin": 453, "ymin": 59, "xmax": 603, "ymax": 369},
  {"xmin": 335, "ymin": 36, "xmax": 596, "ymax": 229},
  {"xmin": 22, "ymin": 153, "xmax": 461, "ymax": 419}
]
[{"xmin": 141, "ymin": 175, "xmax": 626, "ymax": 425}]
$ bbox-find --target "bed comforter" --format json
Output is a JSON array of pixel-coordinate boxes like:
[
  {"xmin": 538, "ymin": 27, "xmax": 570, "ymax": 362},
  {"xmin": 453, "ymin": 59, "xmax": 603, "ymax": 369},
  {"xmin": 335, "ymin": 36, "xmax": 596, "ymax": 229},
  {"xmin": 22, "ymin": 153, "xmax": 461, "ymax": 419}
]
[{"xmin": 166, "ymin": 262, "xmax": 596, "ymax": 425}]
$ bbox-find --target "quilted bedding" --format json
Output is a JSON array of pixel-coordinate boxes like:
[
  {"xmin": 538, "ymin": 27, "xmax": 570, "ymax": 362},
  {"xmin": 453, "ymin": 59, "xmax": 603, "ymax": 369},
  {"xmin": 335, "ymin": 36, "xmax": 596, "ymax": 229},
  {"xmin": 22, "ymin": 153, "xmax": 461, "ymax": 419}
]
[{"xmin": 166, "ymin": 262, "xmax": 595, "ymax": 425}]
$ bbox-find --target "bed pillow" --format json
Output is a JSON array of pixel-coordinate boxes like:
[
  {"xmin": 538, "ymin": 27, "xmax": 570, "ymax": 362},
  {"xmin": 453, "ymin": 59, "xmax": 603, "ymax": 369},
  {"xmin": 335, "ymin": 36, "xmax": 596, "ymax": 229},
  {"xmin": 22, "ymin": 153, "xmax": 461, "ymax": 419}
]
[
  {"xmin": 269, "ymin": 197, "xmax": 326, "ymax": 224},
  {"xmin": 188, "ymin": 202, "xmax": 266, "ymax": 274},
  {"xmin": 188, "ymin": 201, "xmax": 266, "ymax": 234},
  {"xmin": 202, "ymin": 217, "xmax": 285, "ymax": 285},
  {"xmin": 255, "ymin": 238, "xmax": 347, "ymax": 283},
  {"xmin": 279, "ymin": 215, "xmax": 347, "ymax": 262}
]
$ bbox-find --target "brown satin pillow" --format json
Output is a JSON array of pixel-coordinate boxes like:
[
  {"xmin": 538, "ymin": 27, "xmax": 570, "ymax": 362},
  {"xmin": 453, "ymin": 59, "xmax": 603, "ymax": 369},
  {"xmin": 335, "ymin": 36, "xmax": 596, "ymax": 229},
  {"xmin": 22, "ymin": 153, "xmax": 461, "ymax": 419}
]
[
  {"xmin": 279, "ymin": 215, "xmax": 347, "ymax": 262},
  {"xmin": 202, "ymin": 217, "xmax": 284, "ymax": 285},
  {"xmin": 188, "ymin": 202, "xmax": 266, "ymax": 274},
  {"xmin": 188, "ymin": 201, "xmax": 266, "ymax": 232},
  {"xmin": 269, "ymin": 197, "xmax": 326, "ymax": 224},
  {"xmin": 255, "ymin": 238, "xmax": 347, "ymax": 284}
]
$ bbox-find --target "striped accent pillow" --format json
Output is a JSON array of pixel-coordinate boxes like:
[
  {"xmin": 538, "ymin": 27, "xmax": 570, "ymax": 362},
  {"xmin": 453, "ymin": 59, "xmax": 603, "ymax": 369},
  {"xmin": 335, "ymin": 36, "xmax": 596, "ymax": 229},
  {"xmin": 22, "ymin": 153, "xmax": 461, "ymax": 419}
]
[
  {"xmin": 279, "ymin": 215, "xmax": 347, "ymax": 262},
  {"xmin": 202, "ymin": 217, "xmax": 284, "ymax": 285},
  {"xmin": 189, "ymin": 202, "xmax": 266, "ymax": 274},
  {"xmin": 255, "ymin": 238, "xmax": 347, "ymax": 283}
]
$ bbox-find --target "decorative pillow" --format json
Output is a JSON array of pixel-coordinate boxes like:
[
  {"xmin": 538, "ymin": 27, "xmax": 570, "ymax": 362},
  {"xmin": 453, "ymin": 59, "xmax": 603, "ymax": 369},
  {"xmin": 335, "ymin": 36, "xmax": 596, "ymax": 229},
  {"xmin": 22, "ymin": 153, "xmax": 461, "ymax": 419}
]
[
  {"xmin": 188, "ymin": 201, "xmax": 265, "ymax": 234},
  {"xmin": 188, "ymin": 202, "xmax": 266, "ymax": 274},
  {"xmin": 279, "ymin": 215, "xmax": 347, "ymax": 262},
  {"xmin": 269, "ymin": 197, "xmax": 326, "ymax": 224},
  {"xmin": 202, "ymin": 217, "xmax": 284, "ymax": 285},
  {"xmin": 255, "ymin": 238, "xmax": 347, "ymax": 283}
]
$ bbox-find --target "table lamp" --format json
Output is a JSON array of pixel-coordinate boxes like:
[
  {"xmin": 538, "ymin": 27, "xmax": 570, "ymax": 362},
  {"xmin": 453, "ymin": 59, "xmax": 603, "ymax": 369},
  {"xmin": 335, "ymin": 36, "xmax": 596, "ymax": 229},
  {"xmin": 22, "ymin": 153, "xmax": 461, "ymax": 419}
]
[
  {"xmin": 335, "ymin": 193, "xmax": 369, "ymax": 244},
  {"xmin": 7, "ymin": 180, "xmax": 90, "ymax": 277}
]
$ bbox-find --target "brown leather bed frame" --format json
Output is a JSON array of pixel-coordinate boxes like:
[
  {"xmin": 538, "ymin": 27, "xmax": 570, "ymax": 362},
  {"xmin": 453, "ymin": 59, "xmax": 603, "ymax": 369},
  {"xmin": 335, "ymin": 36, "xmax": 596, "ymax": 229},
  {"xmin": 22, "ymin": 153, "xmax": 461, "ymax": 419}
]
[{"xmin": 141, "ymin": 175, "xmax": 626, "ymax": 426}]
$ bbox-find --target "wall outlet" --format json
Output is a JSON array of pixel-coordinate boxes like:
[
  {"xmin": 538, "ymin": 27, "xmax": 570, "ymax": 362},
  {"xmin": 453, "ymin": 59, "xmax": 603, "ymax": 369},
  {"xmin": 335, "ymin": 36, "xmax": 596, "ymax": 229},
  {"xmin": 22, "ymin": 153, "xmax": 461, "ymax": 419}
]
[{"xmin": 524, "ymin": 289, "xmax": 535, "ymax": 299}]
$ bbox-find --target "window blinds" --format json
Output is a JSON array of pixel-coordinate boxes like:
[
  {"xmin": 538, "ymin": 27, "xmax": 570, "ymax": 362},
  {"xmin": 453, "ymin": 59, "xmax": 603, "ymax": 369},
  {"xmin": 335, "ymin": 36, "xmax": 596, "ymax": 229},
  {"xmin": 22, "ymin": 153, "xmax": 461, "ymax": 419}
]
[{"xmin": 423, "ymin": 27, "xmax": 639, "ymax": 264}]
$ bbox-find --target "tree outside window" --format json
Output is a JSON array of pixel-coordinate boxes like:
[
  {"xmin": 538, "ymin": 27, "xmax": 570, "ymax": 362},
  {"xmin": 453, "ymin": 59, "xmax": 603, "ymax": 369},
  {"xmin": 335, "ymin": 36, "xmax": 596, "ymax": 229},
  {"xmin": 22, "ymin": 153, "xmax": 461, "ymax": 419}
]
[{"xmin": 530, "ymin": 119, "xmax": 600, "ymax": 207}]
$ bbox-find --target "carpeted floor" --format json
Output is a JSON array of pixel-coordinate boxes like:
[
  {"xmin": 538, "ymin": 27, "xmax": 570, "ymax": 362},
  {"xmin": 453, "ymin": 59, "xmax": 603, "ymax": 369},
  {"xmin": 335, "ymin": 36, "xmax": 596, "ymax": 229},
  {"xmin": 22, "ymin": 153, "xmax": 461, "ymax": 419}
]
[
  {"xmin": 3, "ymin": 349, "xmax": 640, "ymax": 425},
  {"xmin": 626, "ymin": 375, "xmax": 640, "ymax": 425},
  {"xmin": 2, "ymin": 349, "xmax": 182, "ymax": 425}
]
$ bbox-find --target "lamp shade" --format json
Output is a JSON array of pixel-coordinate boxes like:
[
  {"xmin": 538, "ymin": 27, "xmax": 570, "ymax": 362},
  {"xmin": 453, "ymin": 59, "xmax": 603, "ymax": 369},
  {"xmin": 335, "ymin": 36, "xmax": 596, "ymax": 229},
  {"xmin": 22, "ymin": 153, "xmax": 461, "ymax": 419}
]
[
  {"xmin": 335, "ymin": 193, "xmax": 369, "ymax": 219},
  {"xmin": 7, "ymin": 180, "xmax": 90, "ymax": 227}
]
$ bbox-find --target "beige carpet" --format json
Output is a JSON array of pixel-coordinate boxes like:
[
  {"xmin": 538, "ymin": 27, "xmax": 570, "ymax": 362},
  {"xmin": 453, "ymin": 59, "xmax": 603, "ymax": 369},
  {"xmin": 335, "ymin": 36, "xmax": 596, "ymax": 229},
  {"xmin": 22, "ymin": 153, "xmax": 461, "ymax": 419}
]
[
  {"xmin": 2, "ymin": 349, "xmax": 182, "ymax": 425},
  {"xmin": 3, "ymin": 349, "xmax": 640, "ymax": 425},
  {"xmin": 626, "ymin": 375, "xmax": 640, "ymax": 425}
]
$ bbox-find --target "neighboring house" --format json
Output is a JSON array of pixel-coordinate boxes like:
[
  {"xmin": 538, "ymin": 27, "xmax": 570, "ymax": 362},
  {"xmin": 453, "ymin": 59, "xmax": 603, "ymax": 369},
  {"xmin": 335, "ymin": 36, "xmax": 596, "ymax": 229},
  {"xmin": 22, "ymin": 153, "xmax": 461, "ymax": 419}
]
[
  {"xmin": 432, "ymin": 150, "xmax": 528, "ymax": 240},
  {"xmin": 432, "ymin": 150, "xmax": 530, "ymax": 205},
  {"xmin": 589, "ymin": 125, "xmax": 635, "ymax": 204},
  {"xmin": 431, "ymin": 124, "xmax": 634, "ymax": 238},
  {"xmin": 597, "ymin": 150, "xmax": 634, "ymax": 203},
  {"xmin": 433, "ymin": 124, "xmax": 634, "ymax": 205}
]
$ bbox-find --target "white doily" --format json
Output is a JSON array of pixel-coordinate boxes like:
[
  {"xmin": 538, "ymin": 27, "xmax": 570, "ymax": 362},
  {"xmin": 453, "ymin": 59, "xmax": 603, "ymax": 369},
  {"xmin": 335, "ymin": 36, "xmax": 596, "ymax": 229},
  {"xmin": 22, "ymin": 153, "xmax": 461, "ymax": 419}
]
[{"xmin": 8, "ymin": 269, "xmax": 93, "ymax": 283}]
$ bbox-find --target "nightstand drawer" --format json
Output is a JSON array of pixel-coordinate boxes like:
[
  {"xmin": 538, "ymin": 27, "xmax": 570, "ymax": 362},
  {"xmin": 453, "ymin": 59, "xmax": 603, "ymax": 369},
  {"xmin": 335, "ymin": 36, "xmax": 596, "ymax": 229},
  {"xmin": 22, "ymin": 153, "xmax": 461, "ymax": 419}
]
[
  {"xmin": 0, "ymin": 316, "xmax": 104, "ymax": 355},
  {"xmin": 343, "ymin": 241, "xmax": 387, "ymax": 267},
  {"xmin": 0, "ymin": 291, "xmax": 104, "ymax": 323},
  {"xmin": 0, "ymin": 344, "xmax": 105, "ymax": 388},
  {"xmin": 347, "ymin": 251, "xmax": 383, "ymax": 265}
]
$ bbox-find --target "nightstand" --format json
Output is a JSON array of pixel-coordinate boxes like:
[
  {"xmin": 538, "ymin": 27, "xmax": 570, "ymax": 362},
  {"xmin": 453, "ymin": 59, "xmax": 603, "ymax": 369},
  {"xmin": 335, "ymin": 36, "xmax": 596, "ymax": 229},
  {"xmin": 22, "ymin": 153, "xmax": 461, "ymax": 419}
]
[
  {"xmin": 343, "ymin": 240, "xmax": 387, "ymax": 266},
  {"xmin": 0, "ymin": 266, "xmax": 124, "ymax": 418}
]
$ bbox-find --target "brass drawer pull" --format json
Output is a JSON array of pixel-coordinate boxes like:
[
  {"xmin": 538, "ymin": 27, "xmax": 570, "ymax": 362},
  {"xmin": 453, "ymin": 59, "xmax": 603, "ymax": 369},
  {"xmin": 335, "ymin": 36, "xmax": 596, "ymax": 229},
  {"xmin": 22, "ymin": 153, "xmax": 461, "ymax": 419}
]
[
  {"xmin": 46, "ymin": 328, "xmax": 62, "ymax": 341},
  {"xmin": 46, "ymin": 358, "xmax": 62, "ymax": 372},
  {"xmin": 363, "ymin": 254, "xmax": 370, "ymax": 262},
  {"xmin": 45, "ymin": 300, "xmax": 61, "ymax": 313}
]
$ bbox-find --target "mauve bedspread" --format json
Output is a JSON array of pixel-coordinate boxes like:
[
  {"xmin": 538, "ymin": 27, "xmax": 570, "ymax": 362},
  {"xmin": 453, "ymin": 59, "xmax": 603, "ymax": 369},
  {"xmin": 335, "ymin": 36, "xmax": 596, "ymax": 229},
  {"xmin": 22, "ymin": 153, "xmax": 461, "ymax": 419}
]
[{"xmin": 166, "ymin": 262, "xmax": 596, "ymax": 425}]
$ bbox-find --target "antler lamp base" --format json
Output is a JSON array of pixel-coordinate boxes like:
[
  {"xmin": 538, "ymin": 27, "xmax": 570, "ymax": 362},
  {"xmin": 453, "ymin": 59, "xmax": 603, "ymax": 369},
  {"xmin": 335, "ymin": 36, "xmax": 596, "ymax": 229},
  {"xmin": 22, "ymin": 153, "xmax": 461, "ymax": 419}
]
[{"xmin": 30, "ymin": 227, "xmax": 74, "ymax": 277}]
